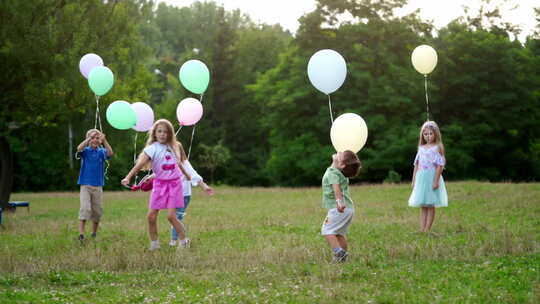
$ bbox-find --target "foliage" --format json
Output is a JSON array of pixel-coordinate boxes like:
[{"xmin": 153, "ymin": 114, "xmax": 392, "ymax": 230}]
[
  {"xmin": 1, "ymin": 0, "xmax": 540, "ymax": 190},
  {"xmin": 197, "ymin": 141, "xmax": 231, "ymax": 184}
]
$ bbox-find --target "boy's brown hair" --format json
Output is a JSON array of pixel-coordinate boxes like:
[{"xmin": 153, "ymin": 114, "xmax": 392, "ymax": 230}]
[{"xmin": 341, "ymin": 150, "xmax": 361, "ymax": 178}]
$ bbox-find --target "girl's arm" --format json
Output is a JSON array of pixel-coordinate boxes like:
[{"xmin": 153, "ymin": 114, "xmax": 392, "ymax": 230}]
[
  {"xmin": 77, "ymin": 137, "xmax": 90, "ymax": 152},
  {"xmin": 178, "ymin": 162, "xmax": 191, "ymax": 181},
  {"xmin": 141, "ymin": 173, "xmax": 155, "ymax": 183},
  {"xmin": 101, "ymin": 133, "xmax": 113, "ymax": 157},
  {"xmin": 199, "ymin": 180, "xmax": 214, "ymax": 195},
  {"xmin": 122, "ymin": 153, "xmax": 151, "ymax": 186},
  {"xmin": 332, "ymin": 184, "xmax": 345, "ymax": 212},
  {"xmin": 411, "ymin": 165, "xmax": 418, "ymax": 187},
  {"xmin": 184, "ymin": 161, "xmax": 203, "ymax": 185},
  {"xmin": 433, "ymin": 165, "xmax": 443, "ymax": 190}
]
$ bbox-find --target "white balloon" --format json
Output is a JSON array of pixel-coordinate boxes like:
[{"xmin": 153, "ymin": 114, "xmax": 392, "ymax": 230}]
[
  {"xmin": 330, "ymin": 113, "xmax": 368, "ymax": 153},
  {"xmin": 307, "ymin": 49, "xmax": 347, "ymax": 94},
  {"xmin": 411, "ymin": 45, "xmax": 438, "ymax": 75},
  {"xmin": 131, "ymin": 102, "xmax": 154, "ymax": 132}
]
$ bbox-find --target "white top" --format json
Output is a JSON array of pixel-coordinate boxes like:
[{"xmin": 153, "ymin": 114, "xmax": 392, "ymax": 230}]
[
  {"xmin": 181, "ymin": 160, "xmax": 203, "ymax": 196},
  {"xmin": 413, "ymin": 145, "xmax": 446, "ymax": 171}
]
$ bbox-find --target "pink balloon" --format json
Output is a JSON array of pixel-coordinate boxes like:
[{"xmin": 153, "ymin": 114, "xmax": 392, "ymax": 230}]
[
  {"xmin": 79, "ymin": 53, "xmax": 104, "ymax": 79},
  {"xmin": 176, "ymin": 98, "xmax": 203, "ymax": 126},
  {"xmin": 131, "ymin": 102, "xmax": 154, "ymax": 132}
]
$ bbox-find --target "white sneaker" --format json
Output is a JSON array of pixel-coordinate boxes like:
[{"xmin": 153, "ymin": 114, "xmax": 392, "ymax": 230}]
[
  {"xmin": 178, "ymin": 238, "xmax": 191, "ymax": 249},
  {"xmin": 149, "ymin": 241, "xmax": 160, "ymax": 251},
  {"xmin": 169, "ymin": 240, "xmax": 178, "ymax": 247}
]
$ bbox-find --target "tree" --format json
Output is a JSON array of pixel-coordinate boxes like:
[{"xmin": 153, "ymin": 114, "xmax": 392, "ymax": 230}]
[
  {"xmin": 198, "ymin": 142, "xmax": 231, "ymax": 184},
  {"xmin": 0, "ymin": 0, "xmax": 157, "ymax": 193}
]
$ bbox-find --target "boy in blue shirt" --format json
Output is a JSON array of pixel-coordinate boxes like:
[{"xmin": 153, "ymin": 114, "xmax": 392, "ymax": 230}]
[{"xmin": 76, "ymin": 129, "xmax": 113, "ymax": 242}]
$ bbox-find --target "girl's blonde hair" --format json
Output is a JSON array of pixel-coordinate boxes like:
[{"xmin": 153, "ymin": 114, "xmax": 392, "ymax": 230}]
[
  {"xmin": 139, "ymin": 119, "xmax": 182, "ymax": 170},
  {"xmin": 418, "ymin": 121, "xmax": 445, "ymax": 156}
]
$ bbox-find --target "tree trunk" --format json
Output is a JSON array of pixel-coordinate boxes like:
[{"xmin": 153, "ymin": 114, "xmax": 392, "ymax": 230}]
[{"xmin": 0, "ymin": 137, "xmax": 13, "ymax": 210}]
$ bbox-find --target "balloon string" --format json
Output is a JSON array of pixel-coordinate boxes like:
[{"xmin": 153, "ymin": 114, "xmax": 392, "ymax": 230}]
[
  {"xmin": 328, "ymin": 94, "xmax": 334, "ymax": 124},
  {"xmin": 133, "ymin": 132, "xmax": 138, "ymax": 165},
  {"xmin": 104, "ymin": 160, "xmax": 110, "ymax": 181},
  {"xmin": 94, "ymin": 95, "xmax": 103, "ymax": 131},
  {"xmin": 175, "ymin": 124, "xmax": 183, "ymax": 136},
  {"xmin": 133, "ymin": 132, "xmax": 139, "ymax": 185},
  {"xmin": 424, "ymin": 75, "xmax": 430, "ymax": 121},
  {"xmin": 186, "ymin": 93, "xmax": 204, "ymax": 160},
  {"xmin": 187, "ymin": 125, "xmax": 196, "ymax": 160}
]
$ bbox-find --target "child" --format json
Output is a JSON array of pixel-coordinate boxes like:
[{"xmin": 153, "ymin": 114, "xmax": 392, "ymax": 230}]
[
  {"xmin": 321, "ymin": 150, "xmax": 361, "ymax": 263},
  {"xmin": 121, "ymin": 119, "xmax": 191, "ymax": 250},
  {"xmin": 169, "ymin": 143, "xmax": 214, "ymax": 246},
  {"xmin": 76, "ymin": 129, "xmax": 113, "ymax": 242},
  {"xmin": 408, "ymin": 121, "xmax": 448, "ymax": 232}
]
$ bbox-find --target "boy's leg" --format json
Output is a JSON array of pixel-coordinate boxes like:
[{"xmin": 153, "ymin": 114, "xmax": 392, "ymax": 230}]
[
  {"xmin": 325, "ymin": 235, "xmax": 347, "ymax": 262},
  {"xmin": 324, "ymin": 234, "xmax": 341, "ymax": 250},
  {"xmin": 90, "ymin": 186, "xmax": 103, "ymax": 236},
  {"xmin": 78, "ymin": 220, "xmax": 86, "ymax": 235},
  {"xmin": 92, "ymin": 221, "xmax": 99, "ymax": 236},
  {"xmin": 336, "ymin": 235, "xmax": 348, "ymax": 251},
  {"xmin": 79, "ymin": 186, "xmax": 92, "ymax": 238},
  {"xmin": 147, "ymin": 209, "xmax": 160, "ymax": 241}
]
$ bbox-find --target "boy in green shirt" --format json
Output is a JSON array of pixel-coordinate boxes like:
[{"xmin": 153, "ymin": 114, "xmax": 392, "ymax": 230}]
[{"xmin": 321, "ymin": 150, "xmax": 361, "ymax": 262}]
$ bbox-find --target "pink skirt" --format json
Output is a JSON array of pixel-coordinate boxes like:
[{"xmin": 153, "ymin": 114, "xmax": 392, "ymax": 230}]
[{"xmin": 148, "ymin": 178, "xmax": 184, "ymax": 210}]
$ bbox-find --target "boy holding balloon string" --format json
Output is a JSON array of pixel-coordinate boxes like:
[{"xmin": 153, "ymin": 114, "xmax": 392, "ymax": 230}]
[
  {"xmin": 76, "ymin": 129, "xmax": 113, "ymax": 242},
  {"xmin": 321, "ymin": 150, "xmax": 361, "ymax": 263}
]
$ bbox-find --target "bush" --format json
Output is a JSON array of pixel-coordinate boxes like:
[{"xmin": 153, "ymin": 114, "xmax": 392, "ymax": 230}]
[{"xmin": 384, "ymin": 170, "xmax": 402, "ymax": 184}]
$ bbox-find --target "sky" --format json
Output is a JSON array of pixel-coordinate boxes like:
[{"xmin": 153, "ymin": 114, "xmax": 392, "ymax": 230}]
[{"xmin": 158, "ymin": 0, "xmax": 538, "ymax": 40}]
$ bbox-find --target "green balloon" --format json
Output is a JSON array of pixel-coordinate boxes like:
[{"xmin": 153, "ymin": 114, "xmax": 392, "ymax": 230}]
[
  {"xmin": 179, "ymin": 60, "xmax": 210, "ymax": 94},
  {"xmin": 88, "ymin": 66, "xmax": 114, "ymax": 96},
  {"xmin": 106, "ymin": 101, "xmax": 136, "ymax": 130}
]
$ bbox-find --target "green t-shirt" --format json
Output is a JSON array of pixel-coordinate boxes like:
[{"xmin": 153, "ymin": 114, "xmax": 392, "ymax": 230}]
[{"xmin": 321, "ymin": 167, "xmax": 354, "ymax": 209}]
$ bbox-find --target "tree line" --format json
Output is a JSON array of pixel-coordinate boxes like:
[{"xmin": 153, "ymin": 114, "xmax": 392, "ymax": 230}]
[{"xmin": 1, "ymin": 0, "xmax": 539, "ymax": 194}]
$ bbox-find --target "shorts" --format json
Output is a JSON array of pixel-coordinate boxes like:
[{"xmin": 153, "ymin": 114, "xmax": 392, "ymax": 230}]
[
  {"xmin": 79, "ymin": 185, "xmax": 103, "ymax": 222},
  {"xmin": 321, "ymin": 207, "xmax": 354, "ymax": 236}
]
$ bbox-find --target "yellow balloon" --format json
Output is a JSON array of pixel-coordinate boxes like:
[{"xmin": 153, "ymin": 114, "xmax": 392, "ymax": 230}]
[
  {"xmin": 411, "ymin": 45, "xmax": 438, "ymax": 75},
  {"xmin": 330, "ymin": 113, "xmax": 368, "ymax": 153}
]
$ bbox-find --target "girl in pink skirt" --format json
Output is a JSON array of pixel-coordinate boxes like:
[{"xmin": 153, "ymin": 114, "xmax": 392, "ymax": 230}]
[{"xmin": 122, "ymin": 119, "xmax": 191, "ymax": 250}]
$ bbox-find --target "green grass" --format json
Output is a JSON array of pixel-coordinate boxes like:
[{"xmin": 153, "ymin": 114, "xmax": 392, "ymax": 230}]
[{"xmin": 1, "ymin": 182, "xmax": 539, "ymax": 303}]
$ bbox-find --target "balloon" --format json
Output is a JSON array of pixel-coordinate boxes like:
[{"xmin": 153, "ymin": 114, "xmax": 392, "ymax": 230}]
[
  {"xmin": 131, "ymin": 102, "xmax": 154, "ymax": 132},
  {"xmin": 79, "ymin": 53, "xmax": 104, "ymax": 79},
  {"xmin": 88, "ymin": 66, "xmax": 114, "ymax": 96},
  {"xmin": 179, "ymin": 60, "xmax": 210, "ymax": 94},
  {"xmin": 330, "ymin": 113, "xmax": 368, "ymax": 153},
  {"xmin": 307, "ymin": 49, "xmax": 347, "ymax": 94},
  {"xmin": 106, "ymin": 100, "xmax": 137, "ymax": 130},
  {"xmin": 176, "ymin": 98, "xmax": 203, "ymax": 126},
  {"xmin": 411, "ymin": 45, "xmax": 438, "ymax": 75}
]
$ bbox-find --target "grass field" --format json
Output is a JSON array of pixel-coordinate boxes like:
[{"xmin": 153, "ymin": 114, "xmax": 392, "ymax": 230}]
[{"xmin": 1, "ymin": 182, "xmax": 539, "ymax": 303}]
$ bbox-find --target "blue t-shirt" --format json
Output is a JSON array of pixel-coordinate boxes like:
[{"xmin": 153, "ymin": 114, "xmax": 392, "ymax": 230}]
[{"xmin": 77, "ymin": 147, "xmax": 110, "ymax": 186}]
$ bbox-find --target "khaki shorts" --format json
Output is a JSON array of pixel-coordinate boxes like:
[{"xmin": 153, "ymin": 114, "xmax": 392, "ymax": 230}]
[
  {"xmin": 321, "ymin": 207, "xmax": 354, "ymax": 236},
  {"xmin": 79, "ymin": 185, "xmax": 103, "ymax": 222}
]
